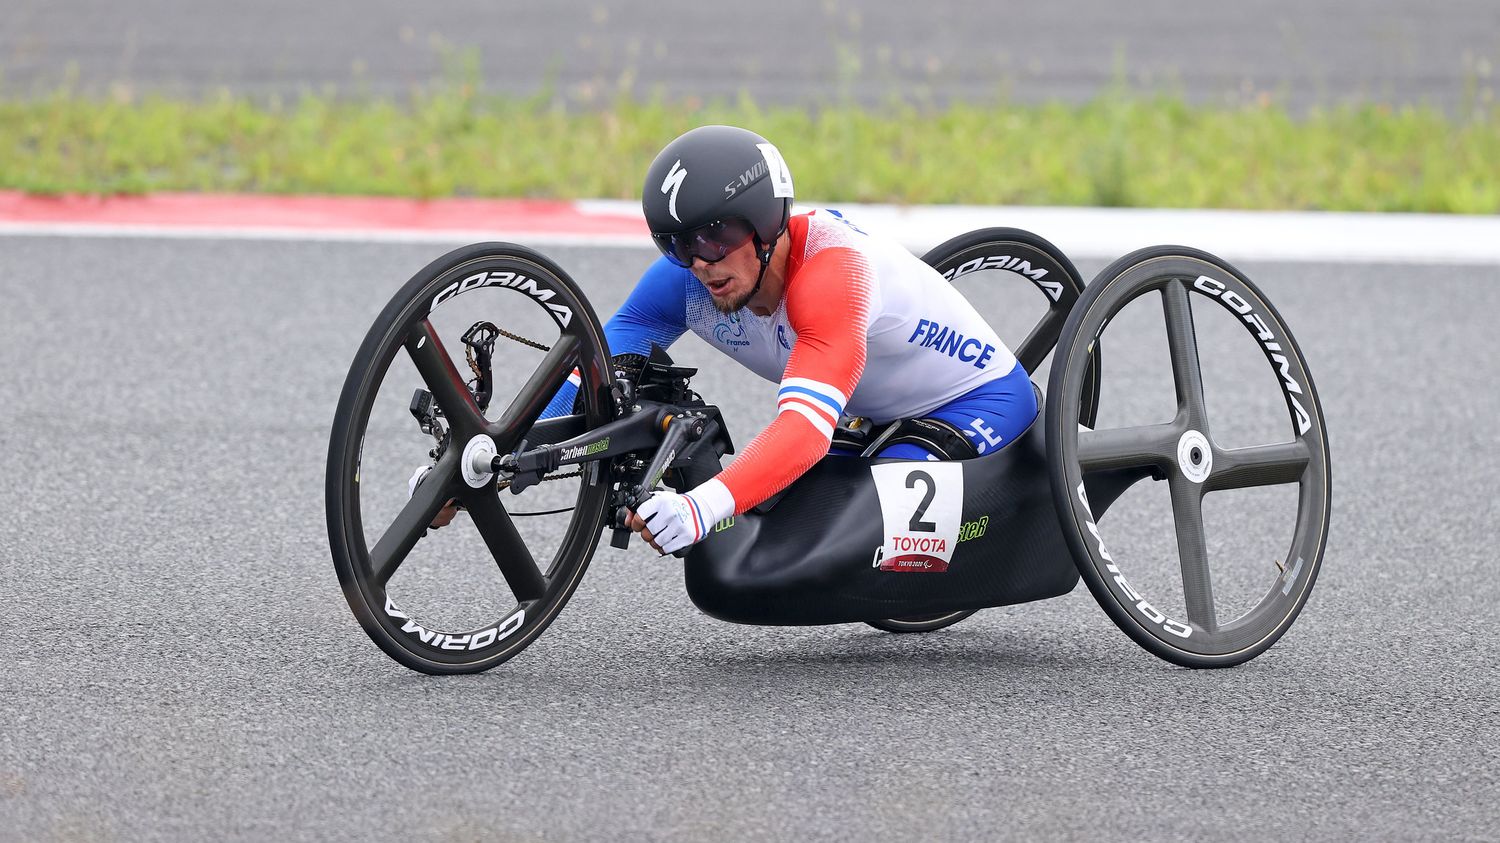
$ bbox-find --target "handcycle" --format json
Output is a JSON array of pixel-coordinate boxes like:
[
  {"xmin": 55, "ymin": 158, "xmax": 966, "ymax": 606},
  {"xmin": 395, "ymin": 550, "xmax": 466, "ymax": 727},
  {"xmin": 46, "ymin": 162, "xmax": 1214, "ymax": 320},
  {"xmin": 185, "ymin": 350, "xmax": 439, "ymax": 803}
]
[{"xmin": 326, "ymin": 227, "xmax": 1330, "ymax": 674}]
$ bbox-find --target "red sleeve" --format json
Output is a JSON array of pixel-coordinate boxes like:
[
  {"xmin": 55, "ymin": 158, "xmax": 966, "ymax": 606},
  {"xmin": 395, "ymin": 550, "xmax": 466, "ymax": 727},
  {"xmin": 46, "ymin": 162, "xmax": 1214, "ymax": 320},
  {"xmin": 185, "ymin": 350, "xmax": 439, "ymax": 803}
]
[{"xmin": 711, "ymin": 245, "xmax": 872, "ymax": 513}]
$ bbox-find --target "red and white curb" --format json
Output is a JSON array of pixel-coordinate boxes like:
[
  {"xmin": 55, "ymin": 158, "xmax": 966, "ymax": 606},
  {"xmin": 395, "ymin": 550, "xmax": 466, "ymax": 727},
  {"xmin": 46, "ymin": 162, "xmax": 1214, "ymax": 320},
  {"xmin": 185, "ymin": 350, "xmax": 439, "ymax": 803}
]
[
  {"xmin": 0, "ymin": 191, "xmax": 648, "ymax": 247},
  {"xmin": 2, "ymin": 190, "xmax": 1498, "ymax": 264}
]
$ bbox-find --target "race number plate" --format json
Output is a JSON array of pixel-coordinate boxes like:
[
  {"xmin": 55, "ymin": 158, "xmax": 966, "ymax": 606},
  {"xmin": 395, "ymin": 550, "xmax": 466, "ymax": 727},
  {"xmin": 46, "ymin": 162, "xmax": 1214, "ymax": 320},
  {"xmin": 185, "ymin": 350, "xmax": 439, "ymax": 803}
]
[{"xmin": 870, "ymin": 463, "xmax": 964, "ymax": 572}]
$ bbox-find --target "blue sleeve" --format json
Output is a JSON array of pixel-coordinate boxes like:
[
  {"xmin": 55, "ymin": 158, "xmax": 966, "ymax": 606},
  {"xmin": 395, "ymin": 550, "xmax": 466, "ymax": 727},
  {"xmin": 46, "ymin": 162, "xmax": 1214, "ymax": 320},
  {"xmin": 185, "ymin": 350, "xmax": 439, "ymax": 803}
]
[
  {"xmin": 603, "ymin": 255, "xmax": 691, "ymax": 356},
  {"xmin": 539, "ymin": 256, "xmax": 691, "ymax": 418}
]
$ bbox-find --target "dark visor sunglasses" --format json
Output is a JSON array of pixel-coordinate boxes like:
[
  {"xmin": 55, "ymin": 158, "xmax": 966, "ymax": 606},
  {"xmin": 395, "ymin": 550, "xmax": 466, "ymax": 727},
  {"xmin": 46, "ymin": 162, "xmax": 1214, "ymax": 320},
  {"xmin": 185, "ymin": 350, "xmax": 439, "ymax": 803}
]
[{"xmin": 652, "ymin": 217, "xmax": 757, "ymax": 267}]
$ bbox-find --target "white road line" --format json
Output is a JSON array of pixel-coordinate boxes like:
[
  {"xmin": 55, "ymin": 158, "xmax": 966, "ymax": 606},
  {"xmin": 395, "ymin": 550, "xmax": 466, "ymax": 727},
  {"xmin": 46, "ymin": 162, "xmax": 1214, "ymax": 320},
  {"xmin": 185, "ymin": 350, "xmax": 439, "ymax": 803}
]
[
  {"xmin": 4, "ymin": 203, "xmax": 1500, "ymax": 265},
  {"xmin": 0, "ymin": 222, "xmax": 653, "ymax": 248}
]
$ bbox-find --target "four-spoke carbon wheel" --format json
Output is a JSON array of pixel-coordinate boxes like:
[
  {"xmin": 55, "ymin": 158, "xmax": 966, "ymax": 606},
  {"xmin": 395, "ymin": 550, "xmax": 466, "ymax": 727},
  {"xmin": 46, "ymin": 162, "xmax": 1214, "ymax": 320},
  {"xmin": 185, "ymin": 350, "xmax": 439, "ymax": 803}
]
[
  {"xmin": 862, "ymin": 227, "xmax": 1099, "ymax": 634},
  {"xmin": 1046, "ymin": 247, "xmax": 1331, "ymax": 668},
  {"xmin": 327, "ymin": 243, "xmax": 614, "ymax": 674}
]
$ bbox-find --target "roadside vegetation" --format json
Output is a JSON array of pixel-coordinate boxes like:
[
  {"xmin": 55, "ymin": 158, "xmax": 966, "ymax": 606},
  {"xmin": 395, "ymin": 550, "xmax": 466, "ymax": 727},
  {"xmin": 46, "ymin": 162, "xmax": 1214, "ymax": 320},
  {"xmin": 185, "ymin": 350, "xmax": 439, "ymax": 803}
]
[{"xmin": 2, "ymin": 80, "xmax": 1496, "ymax": 213}]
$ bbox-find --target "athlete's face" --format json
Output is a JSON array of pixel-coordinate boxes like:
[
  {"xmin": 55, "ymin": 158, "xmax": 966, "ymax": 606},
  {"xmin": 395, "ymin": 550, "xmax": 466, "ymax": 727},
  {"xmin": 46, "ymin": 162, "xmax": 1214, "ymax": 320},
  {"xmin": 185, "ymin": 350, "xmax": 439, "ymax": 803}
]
[{"xmin": 691, "ymin": 239, "xmax": 762, "ymax": 314}]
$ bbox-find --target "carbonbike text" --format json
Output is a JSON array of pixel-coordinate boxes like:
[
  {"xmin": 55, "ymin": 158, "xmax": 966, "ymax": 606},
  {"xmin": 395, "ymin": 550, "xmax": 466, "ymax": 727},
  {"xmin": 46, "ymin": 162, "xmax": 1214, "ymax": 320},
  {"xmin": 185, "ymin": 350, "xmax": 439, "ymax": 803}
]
[{"xmin": 560, "ymin": 438, "xmax": 610, "ymax": 461}]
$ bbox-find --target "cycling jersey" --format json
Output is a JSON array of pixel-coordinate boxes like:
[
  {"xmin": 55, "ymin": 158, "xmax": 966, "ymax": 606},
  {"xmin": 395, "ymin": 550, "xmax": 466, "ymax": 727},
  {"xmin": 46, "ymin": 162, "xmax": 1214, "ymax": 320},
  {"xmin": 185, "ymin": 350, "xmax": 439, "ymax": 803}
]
[{"xmin": 544, "ymin": 209, "xmax": 1026, "ymax": 517}]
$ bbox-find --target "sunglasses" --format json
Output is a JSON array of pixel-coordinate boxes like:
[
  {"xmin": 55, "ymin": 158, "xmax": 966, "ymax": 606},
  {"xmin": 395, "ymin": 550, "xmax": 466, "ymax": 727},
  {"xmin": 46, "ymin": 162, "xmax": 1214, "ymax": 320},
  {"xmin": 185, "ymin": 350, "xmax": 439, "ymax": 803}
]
[{"xmin": 652, "ymin": 218, "xmax": 757, "ymax": 268}]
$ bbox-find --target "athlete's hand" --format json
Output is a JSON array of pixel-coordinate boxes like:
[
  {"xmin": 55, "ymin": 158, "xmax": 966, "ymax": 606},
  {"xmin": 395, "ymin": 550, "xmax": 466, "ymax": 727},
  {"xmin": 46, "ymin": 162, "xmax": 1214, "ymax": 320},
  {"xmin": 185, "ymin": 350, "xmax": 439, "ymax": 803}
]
[
  {"xmin": 408, "ymin": 465, "xmax": 461, "ymax": 529},
  {"xmin": 628, "ymin": 490, "xmax": 709, "ymax": 555}
]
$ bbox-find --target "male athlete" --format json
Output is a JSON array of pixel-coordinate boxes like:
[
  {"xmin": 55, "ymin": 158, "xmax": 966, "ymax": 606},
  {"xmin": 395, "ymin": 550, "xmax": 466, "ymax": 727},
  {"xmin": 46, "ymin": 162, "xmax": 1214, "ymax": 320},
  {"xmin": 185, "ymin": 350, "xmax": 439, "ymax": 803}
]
[
  {"xmin": 613, "ymin": 125, "xmax": 1036, "ymax": 554},
  {"xmin": 418, "ymin": 125, "xmax": 1036, "ymax": 553}
]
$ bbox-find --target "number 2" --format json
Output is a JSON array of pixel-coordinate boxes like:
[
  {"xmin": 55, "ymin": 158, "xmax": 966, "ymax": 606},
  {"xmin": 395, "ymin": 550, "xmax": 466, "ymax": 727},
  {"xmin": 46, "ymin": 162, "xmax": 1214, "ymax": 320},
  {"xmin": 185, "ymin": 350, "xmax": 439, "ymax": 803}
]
[{"xmin": 906, "ymin": 470, "xmax": 937, "ymax": 532}]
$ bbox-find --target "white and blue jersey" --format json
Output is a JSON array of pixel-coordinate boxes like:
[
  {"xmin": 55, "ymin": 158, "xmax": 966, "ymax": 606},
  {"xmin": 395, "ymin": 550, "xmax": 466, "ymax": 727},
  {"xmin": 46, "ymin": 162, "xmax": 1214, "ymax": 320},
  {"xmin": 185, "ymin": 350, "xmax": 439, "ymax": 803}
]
[{"xmin": 546, "ymin": 210, "xmax": 1036, "ymax": 514}]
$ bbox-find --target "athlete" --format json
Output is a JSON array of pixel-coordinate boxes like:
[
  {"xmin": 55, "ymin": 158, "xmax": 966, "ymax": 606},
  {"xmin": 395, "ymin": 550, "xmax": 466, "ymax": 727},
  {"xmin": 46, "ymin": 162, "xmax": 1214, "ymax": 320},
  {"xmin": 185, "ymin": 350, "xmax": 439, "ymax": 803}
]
[
  {"xmin": 415, "ymin": 126, "xmax": 1037, "ymax": 550},
  {"xmin": 607, "ymin": 125, "xmax": 1038, "ymax": 554}
]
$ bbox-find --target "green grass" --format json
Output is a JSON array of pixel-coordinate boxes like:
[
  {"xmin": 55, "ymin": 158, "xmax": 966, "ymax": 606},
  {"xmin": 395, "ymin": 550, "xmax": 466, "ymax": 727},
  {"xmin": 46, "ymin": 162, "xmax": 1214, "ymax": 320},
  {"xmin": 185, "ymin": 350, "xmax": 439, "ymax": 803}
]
[{"xmin": 2, "ymin": 83, "xmax": 1497, "ymax": 213}]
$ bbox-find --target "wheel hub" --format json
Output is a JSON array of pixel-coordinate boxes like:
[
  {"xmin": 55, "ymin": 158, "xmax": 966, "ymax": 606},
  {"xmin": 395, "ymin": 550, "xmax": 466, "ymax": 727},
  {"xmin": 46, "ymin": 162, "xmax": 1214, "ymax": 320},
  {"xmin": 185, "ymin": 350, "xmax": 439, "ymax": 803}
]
[
  {"xmin": 461, "ymin": 434, "xmax": 499, "ymax": 488},
  {"xmin": 1176, "ymin": 429, "xmax": 1212, "ymax": 484}
]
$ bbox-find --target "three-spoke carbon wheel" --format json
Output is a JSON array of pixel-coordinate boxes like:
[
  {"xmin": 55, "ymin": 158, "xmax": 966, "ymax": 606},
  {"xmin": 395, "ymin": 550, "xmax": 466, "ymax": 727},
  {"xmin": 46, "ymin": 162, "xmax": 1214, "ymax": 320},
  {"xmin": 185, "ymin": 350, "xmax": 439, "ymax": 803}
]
[
  {"xmin": 862, "ymin": 227, "xmax": 1098, "ymax": 634},
  {"xmin": 327, "ymin": 243, "xmax": 614, "ymax": 674},
  {"xmin": 1047, "ymin": 247, "xmax": 1331, "ymax": 668}
]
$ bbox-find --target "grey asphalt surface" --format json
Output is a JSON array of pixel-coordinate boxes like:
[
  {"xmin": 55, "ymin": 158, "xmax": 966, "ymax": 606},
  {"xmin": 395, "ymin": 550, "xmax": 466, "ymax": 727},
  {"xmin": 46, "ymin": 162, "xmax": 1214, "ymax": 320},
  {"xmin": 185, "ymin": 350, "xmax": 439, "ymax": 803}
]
[
  {"xmin": 1, "ymin": 233, "xmax": 1497, "ymax": 840},
  {"xmin": 5, "ymin": 0, "xmax": 1499, "ymax": 109}
]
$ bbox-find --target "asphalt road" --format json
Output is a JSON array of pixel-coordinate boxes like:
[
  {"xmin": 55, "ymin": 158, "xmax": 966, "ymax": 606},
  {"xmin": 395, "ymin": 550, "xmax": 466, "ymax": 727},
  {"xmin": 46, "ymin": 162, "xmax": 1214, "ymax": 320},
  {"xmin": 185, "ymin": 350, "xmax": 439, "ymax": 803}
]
[
  {"xmin": 5, "ymin": 0, "xmax": 1499, "ymax": 109},
  {"xmin": 1, "ymin": 232, "xmax": 1496, "ymax": 840}
]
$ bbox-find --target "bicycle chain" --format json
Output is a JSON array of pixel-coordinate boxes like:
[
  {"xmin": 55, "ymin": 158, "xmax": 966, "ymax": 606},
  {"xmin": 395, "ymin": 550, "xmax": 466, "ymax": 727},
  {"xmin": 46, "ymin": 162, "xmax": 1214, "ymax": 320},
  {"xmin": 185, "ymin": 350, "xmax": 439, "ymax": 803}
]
[
  {"xmin": 485, "ymin": 327, "xmax": 603, "ymax": 510},
  {"xmin": 498, "ymin": 328, "xmax": 550, "ymax": 352},
  {"xmin": 495, "ymin": 326, "xmax": 567, "ymax": 490},
  {"xmin": 496, "ymin": 469, "xmax": 581, "ymax": 490}
]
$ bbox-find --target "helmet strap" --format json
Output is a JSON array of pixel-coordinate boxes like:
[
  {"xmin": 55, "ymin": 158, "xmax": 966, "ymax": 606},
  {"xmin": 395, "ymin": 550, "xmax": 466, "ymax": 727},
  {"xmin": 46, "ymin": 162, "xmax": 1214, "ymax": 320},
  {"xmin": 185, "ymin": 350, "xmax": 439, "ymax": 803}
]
[{"xmin": 749, "ymin": 235, "xmax": 777, "ymax": 300}]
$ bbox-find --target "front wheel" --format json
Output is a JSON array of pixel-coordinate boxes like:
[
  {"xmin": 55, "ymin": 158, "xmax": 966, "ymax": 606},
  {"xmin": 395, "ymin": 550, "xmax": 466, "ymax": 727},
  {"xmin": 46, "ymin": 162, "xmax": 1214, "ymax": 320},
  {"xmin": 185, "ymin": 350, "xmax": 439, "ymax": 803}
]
[{"xmin": 327, "ymin": 242, "xmax": 614, "ymax": 674}]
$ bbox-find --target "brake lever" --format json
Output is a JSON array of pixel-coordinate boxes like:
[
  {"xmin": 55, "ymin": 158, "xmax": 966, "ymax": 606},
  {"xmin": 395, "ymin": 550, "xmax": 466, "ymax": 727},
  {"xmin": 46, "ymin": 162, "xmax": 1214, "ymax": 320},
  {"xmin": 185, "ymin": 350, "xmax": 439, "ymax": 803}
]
[{"xmin": 610, "ymin": 412, "xmax": 711, "ymax": 556}]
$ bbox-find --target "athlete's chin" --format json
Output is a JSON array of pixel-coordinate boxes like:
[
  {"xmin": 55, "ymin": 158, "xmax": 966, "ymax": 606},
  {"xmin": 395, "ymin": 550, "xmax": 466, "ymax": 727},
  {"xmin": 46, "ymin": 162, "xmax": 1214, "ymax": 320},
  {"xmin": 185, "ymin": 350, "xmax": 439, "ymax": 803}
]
[{"xmin": 711, "ymin": 289, "xmax": 751, "ymax": 314}]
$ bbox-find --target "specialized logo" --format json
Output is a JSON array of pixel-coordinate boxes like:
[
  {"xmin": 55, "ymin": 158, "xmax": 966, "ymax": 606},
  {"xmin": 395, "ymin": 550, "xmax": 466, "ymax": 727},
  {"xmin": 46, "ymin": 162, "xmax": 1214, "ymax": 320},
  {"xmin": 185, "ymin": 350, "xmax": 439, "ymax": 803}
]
[
  {"xmin": 724, "ymin": 159, "xmax": 767, "ymax": 199},
  {"xmin": 906, "ymin": 318, "xmax": 998, "ymax": 370},
  {"xmin": 432, "ymin": 270, "xmax": 573, "ymax": 327},
  {"xmin": 1191, "ymin": 275, "xmax": 1312, "ymax": 435},
  {"xmin": 662, "ymin": 159, "xmax": 688, "ymax": 223},
  {"xmin": 944, "ymin": 255, "xmax": 1063, "ymax": 301},
  {"xmin": 385, "ymin": 598, "xmax": 527, "ymax": 651},
  {"xmin": 1075, "ymin": 483, "xmax": 1191, "ymax": 638}
]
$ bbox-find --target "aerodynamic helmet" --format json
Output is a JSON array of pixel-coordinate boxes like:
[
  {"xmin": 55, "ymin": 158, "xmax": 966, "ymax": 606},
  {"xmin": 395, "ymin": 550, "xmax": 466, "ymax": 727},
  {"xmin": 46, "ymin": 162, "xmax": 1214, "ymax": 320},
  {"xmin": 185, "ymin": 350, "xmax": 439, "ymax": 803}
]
[{"xmin": 642, "ymin": 125, "xmax": 795, "ymax": 267}]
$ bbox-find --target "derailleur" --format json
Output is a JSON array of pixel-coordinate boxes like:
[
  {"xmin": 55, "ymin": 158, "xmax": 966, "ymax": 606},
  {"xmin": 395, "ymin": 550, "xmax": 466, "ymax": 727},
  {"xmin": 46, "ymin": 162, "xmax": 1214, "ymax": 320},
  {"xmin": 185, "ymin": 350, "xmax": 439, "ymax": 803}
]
[{"xmin": 404, "ymin": 320, "xmax": 510, "ymax": 464}]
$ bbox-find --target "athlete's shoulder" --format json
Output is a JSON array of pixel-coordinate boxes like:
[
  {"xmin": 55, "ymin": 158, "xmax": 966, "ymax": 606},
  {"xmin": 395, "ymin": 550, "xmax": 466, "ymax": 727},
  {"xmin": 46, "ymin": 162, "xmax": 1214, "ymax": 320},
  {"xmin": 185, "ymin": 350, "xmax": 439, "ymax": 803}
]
[
  {"xmin": 783, "ymin": 218, "xmax": 875, "ymax": 328},
  {"xmin": 613, "ymin": 254, "xmax": 697, "ymax": 332},
  {"xmin": 798, "ymin": 208, "xmax": 871, "ymax": 244}
]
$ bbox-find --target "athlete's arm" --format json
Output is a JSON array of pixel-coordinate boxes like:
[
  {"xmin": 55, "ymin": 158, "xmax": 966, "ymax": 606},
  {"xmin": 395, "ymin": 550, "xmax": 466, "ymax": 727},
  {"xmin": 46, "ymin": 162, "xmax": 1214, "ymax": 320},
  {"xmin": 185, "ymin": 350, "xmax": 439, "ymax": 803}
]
[
  {"xmin": 539, "ymin": 256, "xmax": 692, "ymax": 418},
  {"xmin": 682, "ymin": 245, "xmax": 874, "ymax": 527}
]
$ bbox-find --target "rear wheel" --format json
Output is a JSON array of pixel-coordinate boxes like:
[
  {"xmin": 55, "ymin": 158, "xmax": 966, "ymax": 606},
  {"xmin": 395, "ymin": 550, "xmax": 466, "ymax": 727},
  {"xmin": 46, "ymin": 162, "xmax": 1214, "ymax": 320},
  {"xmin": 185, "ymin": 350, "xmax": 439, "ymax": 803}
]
[
  {"xmin": 1046, "ymin": 247, "xmax": 1331, "ymax": 668},
  {"xmin": 327, "ymin": 242, "xmax": 614, "ymax": 674}
]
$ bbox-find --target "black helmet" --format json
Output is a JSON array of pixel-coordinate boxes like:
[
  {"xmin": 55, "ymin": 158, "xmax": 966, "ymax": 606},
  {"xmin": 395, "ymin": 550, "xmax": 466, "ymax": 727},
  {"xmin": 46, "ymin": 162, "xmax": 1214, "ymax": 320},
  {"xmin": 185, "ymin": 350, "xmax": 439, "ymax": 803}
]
[{"xmin": 642, "ymin": 125, "xmax": 794, "ymax": 266}]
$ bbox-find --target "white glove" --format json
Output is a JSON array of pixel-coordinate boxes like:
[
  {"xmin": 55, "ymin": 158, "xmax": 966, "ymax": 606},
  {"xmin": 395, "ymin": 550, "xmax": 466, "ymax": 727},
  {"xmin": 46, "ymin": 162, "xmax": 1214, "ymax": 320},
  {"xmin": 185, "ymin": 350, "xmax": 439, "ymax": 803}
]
[
  {"xmin": 407, "ymin": 465, "xmax": 431, "ymax": 497},
  {"xmin": 635, "ymin": 489, "xmax": 710, "ymax": 554}
]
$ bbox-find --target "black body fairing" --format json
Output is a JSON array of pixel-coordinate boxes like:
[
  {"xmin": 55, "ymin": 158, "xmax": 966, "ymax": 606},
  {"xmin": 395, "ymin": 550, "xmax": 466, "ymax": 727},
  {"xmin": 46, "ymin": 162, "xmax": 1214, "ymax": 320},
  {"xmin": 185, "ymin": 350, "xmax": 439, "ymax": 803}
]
[{"xmin": 683, "ymin": 419, "xmax": 1144, "ymax": 626}]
